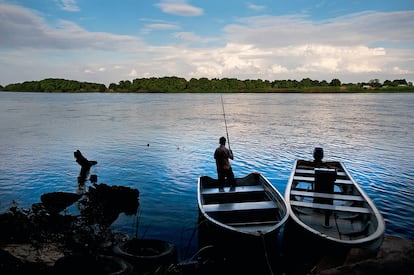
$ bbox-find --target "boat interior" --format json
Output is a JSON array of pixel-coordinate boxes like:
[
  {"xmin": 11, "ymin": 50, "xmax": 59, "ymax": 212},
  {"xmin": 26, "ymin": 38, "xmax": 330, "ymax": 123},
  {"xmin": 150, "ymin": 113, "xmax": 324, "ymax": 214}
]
[
  {"xmin": 289, "ymin": 160, "xmax": 378, "ymax": 241},
  {"xmin": 199, "ymin": 174, "xmax": 285, "ymax": 233}
]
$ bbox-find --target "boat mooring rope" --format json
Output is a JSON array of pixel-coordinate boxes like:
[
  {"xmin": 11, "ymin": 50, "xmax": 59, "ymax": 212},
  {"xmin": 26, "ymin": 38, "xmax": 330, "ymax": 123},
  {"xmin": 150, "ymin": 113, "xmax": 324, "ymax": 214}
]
[
  {"xmin": 182, "ymin": 219, "xmax": 209, "ymax": 260},
  {"xmin": 259, "ymin": 231, "xmax": 275, "ymax": 275},
  {"xmin": 188, "ymin": 245, "xmax": 215, "ymax": 262},
  {"xmin": 334, "ymin": 213, "xmax": 343, "ymax": 239}
]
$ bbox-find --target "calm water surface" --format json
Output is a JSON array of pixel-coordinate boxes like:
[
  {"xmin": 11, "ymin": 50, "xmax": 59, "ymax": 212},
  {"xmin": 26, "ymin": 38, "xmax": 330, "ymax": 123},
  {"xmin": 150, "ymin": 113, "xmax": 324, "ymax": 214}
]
[{"xmin": 0, "ymin": 92, "xmax": 413, "ymax": 260}]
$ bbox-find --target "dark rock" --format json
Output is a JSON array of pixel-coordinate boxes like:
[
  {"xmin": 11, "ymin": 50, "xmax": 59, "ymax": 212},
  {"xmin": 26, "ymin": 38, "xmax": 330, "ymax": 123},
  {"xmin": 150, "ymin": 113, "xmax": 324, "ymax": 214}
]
[
  {"xmin": 81, "ymin": 183, "xmax": 139, "ymax": 226},
  {"xmin": 318, "ymin": 236, "xmax": 414, "ymax": 275},
  {"xmin": 40, "ymin": 192, "xmax": 82, "ymax": 214}
]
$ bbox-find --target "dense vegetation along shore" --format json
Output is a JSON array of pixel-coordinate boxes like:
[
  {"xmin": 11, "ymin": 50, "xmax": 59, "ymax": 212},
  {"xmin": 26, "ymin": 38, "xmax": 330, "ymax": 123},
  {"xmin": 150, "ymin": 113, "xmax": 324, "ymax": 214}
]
[{"xmin": 1, "ymin": 77, "xmax": 413, "ymax": 93}]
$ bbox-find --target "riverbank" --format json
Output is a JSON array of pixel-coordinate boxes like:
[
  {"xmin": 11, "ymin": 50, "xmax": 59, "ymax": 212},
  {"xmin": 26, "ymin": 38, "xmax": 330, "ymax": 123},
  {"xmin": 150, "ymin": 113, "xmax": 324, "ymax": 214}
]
[
  {"xmin": 301, "ymin": 235, "xmax": 414, "ymax": 275},
  {"xmin": 0, "ymin": 187, "xmax": 412, "ymax": 274},
  {"xmin": 1, "ymin": 77, "xmax": 413, "ymax": 93},
  {"xmin": 1, "ymin": 234, "xmax": 413, "ymax": 274}
]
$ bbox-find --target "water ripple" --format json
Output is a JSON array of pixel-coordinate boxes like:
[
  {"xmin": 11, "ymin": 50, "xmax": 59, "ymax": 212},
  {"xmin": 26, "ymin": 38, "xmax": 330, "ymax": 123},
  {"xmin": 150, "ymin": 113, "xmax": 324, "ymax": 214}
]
[{"xmin": 1, "ymin": 92, "xmax": 413, "ymax": 256}]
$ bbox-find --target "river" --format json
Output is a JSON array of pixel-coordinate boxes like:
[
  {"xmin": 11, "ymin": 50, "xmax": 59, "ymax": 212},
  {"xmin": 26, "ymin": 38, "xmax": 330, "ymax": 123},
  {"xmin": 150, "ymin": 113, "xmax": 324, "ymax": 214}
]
[{"xmin": 0, "ymin": 92, "xmax": 413, "ymax": 260}]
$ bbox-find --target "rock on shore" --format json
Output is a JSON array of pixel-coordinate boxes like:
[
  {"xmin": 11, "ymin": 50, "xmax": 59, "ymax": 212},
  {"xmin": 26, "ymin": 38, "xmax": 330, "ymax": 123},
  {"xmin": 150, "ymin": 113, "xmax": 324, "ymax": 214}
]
[{"xmin": 314, "ymin": 235, "xmax": 414, "ymax": 274}]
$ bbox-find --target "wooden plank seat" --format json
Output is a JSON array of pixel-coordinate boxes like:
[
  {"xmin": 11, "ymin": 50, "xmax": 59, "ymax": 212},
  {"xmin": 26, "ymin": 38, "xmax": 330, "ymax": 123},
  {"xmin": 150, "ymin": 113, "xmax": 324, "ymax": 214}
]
[
  {"xmin": 202, "ymin": 185, "xmax": 264, "ymax": 195},
  {"xmin": 203, "ymin": 201, "xmax": 276, "ymax": 213},
  {"xmin": 290, "ymin": 190, "xmax": 364, "ymax": 202},
  {"xmin": 227, "ymin": 220, "xmax": 279, "ymax": 226},
  {"xmin": 295, "ymin": 168, "xmax": 346, "ymax": 177},
  {"xmin": 227, "ymin": 222, "xmax": 281, "ymax": 233},
  {"xmin": 293, "ymin": 175, "xmax": 352, "ymax": 185},
  {"xmin": 290, "ymin": 200, "xmax": 370, "ymax": 214}
]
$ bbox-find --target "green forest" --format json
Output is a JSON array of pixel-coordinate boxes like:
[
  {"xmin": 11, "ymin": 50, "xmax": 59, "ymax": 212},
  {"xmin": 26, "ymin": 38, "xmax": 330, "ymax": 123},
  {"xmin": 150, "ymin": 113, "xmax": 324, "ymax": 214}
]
[{"xmin": 0, "ymin": 77, "xmax": 413, "ymax": 93}]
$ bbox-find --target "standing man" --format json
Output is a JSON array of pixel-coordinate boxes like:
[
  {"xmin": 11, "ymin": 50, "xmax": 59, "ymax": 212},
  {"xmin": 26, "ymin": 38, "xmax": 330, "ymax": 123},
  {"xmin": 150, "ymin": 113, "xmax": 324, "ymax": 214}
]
[{"xmin": 214, "ymin": 136, "xmax": 236, "ymax": 191}]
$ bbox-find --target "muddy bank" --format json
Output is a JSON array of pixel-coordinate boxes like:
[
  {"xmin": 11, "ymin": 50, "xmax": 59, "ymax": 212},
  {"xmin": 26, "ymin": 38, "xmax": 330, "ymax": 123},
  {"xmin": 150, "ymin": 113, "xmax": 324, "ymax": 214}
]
[
  {"xmin": 1, "ymin": 234, "xmax": 413, "ymax": 274},
  {"xmin": 313, "ymin": 235, "xmax": 414, "ymax": 275}
]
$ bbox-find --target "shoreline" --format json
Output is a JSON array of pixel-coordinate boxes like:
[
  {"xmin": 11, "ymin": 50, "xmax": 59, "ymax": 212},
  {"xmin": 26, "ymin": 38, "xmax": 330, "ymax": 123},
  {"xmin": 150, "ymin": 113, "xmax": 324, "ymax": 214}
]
[
  {"xmin": 311, "ymin": 234, "xmax": 414, "ymax": 275},
  {"xmin": 1, "ymin": 77, "xmax": 413, "ymax": 93},
  {"xmin": 1, "ymin": 234, "xmax": 413, "ymax": 274},
  {"xmin": 1, "ymin": 89, "xmax": 414, "ymax": 94}
]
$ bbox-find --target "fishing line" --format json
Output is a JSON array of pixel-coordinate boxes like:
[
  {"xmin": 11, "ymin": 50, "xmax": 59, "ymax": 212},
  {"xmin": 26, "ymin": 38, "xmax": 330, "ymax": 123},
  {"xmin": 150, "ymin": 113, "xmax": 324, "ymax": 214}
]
[{"xmin": 220, "ymin": 94, "xmax": 231, "ymax": 150}]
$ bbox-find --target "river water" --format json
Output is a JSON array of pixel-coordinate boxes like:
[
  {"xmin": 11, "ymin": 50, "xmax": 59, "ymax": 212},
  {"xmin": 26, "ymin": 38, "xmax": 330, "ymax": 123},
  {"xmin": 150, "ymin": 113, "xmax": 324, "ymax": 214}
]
[{"xmin": 0, "ymin": 92, "xmax": 413, "ymax": 260}]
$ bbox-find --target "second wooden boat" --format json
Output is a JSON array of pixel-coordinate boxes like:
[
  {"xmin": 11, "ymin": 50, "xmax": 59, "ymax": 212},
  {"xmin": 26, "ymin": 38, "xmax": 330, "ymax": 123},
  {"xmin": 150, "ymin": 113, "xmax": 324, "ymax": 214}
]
[{"xmin": 284, "ymin": 148, "xmax": 385, "ymax": 250}]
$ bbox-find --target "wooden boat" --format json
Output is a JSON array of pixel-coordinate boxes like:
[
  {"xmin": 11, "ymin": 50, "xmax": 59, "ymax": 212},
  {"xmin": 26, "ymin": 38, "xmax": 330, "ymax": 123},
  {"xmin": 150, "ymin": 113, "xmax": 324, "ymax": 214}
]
[
  {"xmin": 284, "ymin": 148, "xmax": 385, "ymax": 250},
  {"xmin": 198, "ymin": 172, "xmax": 289, "ymax": 237}
]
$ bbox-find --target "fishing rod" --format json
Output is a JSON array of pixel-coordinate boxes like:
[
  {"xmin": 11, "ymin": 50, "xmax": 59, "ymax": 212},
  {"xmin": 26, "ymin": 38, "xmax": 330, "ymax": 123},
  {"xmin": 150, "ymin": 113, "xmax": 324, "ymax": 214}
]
[{"xmin": 220, "ymin": 94, "xmax": 231, "ymax": 150}]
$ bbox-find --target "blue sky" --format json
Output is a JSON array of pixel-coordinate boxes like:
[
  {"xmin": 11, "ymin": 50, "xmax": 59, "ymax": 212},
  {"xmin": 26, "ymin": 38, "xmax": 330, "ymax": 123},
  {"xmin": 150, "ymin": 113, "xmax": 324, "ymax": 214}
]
[{"xmin": 1, "ymin": 0, "xmax": 413, "ymax": 86}]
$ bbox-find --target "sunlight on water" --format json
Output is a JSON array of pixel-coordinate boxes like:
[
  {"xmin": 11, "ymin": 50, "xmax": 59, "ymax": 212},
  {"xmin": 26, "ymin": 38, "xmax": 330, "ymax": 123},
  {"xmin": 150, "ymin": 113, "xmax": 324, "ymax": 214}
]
[{"xmin": 1, "ymin": 92, "xmax": 413, "ymax": 259}]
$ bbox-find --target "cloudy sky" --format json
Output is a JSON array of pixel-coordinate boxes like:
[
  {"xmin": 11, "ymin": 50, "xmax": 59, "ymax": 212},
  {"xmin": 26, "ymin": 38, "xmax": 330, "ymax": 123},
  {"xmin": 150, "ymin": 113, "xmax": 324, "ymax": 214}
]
[{"xmin": 1, "ymin": 0, "xmax": 413, "ymax": 86}]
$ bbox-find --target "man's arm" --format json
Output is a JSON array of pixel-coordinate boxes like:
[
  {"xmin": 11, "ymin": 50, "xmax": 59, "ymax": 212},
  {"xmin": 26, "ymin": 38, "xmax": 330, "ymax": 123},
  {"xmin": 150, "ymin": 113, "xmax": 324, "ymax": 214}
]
[{"xmin": 228, "ymin": 149, "xmax": 234, "ymax": 160}]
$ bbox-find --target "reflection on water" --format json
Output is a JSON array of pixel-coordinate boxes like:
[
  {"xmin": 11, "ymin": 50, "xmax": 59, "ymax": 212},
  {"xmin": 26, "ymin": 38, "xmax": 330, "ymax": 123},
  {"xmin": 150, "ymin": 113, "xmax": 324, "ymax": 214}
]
[{"xmin": 0, "ymin": 92, "xmax": 413, "ymax": 259}]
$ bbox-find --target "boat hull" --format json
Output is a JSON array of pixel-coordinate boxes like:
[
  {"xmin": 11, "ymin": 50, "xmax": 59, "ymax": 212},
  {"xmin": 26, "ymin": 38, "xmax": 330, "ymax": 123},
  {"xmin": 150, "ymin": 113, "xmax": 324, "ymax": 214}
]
[
  {"xmin": 198, "ymin": 172, "xmax": 288, "ymax": 237},
  {"xmin": 284, "ymin": 158, "xmax": 385, "ymax": 251},
  {"xmin": 197, "ymin": 172, "xmax": 289, "ymax": 273},
  {"xmin": 198, "ymin": 215, "xmax": 284, "ymax": 274}
]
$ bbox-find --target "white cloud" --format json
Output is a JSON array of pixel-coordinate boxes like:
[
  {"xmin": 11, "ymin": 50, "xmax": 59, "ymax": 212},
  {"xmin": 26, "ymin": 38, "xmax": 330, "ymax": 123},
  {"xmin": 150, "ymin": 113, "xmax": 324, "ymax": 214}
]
[
  {"xmin": 271, "ymin": 65, "xmax": 289, "ymax": 74},
  {"xmin": 129, "ymin": 69, "xmax": 138, "ymax": 77},
  {"xmin": 145, "ymin": 23, "xmax": 180, "ymax": 30},
  {"xmin": 57, "ymin": 0, "xmax": 80, "ymax": 12},
  {"xmin": 247, "ymin": 3, "xmax": 265, "ymax": 11},
  {"xmin": 139, "ymin": 19, "xmax": 181, "ymax": 34},
  {"xmin": 392, "ymin": 66, "xmax": 410, "ymax": 74},
  {"xmin": 224, "ymin": 11, "xmax": 414, "ymax": 48},
  {"xmin": 271, "ymin": 44, "xmax": 387, "ymax": 74},
  {"xmin": 173, "ymin": 32, "xmax": 217, "ymax": 44},
  {"xmin": 155, "ymin": 0, "xmax": 203, "ymax": 16},
  {"xmin": 0, "ymin": 3, "xmax": 413, "ymax": 85},
  {"xmin": 0, "ymin": 4, "xmax": 143, "ymax": 51},
  {"xmin": 345, "ymin": 63, "xmax": 382, "ymax": 73}
]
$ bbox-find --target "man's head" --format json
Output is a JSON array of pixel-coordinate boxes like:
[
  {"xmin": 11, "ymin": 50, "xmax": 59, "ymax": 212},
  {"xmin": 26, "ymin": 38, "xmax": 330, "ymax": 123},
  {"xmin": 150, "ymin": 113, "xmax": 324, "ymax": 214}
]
[{"xmin": 219, "ymin": 136, "xmax": 226, "ymax": 145}]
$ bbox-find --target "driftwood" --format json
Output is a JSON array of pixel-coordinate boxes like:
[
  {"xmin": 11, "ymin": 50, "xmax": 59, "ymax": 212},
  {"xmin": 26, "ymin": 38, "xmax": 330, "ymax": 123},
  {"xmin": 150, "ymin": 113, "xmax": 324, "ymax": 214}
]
[
  {"xmin": 73, "ymin": 150, "xmax": 97, "ymax": 168},
  {"xmin": 74, "ymin": 150, "xmax": 97, "ymax": 186}
]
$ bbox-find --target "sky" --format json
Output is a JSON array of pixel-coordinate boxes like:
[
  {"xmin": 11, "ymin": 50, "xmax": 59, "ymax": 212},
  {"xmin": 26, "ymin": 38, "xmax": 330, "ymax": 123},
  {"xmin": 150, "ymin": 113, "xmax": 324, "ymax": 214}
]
[{"xmin": 1, "ymin": 0, "xmax": 413, "ymax": 86}]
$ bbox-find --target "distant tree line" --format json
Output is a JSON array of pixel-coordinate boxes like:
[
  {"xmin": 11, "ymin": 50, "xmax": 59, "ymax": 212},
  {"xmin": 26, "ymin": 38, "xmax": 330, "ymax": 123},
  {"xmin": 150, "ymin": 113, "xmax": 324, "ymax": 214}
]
[
  {"xmin": 0, "ymin": 78, "xmax": 106, "ymax": 93},
  {"xmin": 108, "ymin": 77, "xmax": 345, "ymax": 92},
  {"xmin": 0, "ymin": 77, "xmax": 412, "ymax": 93}
]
